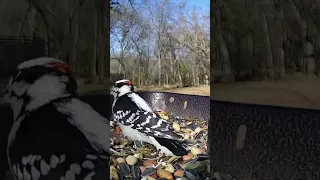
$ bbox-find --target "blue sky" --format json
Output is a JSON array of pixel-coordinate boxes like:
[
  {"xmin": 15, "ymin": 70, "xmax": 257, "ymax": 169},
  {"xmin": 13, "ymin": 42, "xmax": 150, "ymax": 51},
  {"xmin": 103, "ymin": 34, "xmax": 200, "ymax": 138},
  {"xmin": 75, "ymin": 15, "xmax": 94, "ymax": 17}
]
[
  {"xmin": 183, "ymin": 0, "xmax": 210, "ymax": 12},
  {"xmin": 110, "ymin": 0, "xmax": 210, "ymax": 55}
]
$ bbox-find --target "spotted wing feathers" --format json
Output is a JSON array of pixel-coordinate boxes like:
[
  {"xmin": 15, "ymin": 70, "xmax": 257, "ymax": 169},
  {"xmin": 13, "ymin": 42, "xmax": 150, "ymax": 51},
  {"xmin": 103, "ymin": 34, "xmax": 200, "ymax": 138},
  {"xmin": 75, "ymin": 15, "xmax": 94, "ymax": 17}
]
[
  {"xmin": 8, "ymin": 98, "xmax": 110, "ymax": 180},
  {"xmin": 113, "ymin": 110, "xmax": 182, "ymax": 140},
  {"xmin": 11, "ymin": 153, "xmax": 108, "ymax": 180}
]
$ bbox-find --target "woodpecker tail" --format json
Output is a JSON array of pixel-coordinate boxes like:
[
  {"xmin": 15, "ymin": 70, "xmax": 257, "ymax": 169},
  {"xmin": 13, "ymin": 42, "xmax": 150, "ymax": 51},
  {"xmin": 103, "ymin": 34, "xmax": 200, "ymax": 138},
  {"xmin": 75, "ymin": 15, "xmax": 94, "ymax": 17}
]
[
  {"xmin": 155, "ymin": 137, "xmax": 188, "ymax": 156},
  {"xmin": 195, "ymin": 153, "xmax": 210, "ymax": 161}
]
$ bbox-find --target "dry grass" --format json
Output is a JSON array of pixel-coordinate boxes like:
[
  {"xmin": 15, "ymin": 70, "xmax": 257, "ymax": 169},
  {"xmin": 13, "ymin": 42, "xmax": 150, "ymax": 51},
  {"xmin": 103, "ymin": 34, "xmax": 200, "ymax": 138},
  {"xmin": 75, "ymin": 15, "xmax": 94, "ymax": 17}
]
[
  {"xmin": 136, "ymin": 85, "xmax": 210, "ymax": 96},
  {"xmin": 78, "ymin": 84, "xmax": 210, "ymax": 96},
  {"xmin": 78, "ymin": 84, "xmax": 109, "ymax": 95},
  {"xmin": 78, "ymin": 73, "xmax": 320, "ymax": 110},
  {"xmin": 211, "ymin": 75, "xmax": 320, "ymax": 109}
]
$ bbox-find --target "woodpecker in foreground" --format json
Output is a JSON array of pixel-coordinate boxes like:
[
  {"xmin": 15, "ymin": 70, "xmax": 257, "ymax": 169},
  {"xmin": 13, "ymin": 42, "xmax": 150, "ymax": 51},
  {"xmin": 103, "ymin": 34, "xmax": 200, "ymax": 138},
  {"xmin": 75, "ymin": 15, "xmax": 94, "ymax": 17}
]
[
  {"xmin": 2, "ymin": 57, "xmax": 110, "ymax": 180},
  {"xmin": 111, "ymin": 79, "xmax": 188, "ymax": 157}
]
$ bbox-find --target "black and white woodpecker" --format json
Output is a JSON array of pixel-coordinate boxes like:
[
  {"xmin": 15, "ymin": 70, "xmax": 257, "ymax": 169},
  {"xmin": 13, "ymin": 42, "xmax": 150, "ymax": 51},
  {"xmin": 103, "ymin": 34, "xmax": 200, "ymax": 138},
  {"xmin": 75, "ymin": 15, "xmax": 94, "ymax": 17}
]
[
  {"xmin": 111, "ymin": 79, "xmax": 188, "ymax": 157},
  {"xmin": 1, "ymin": 57, "xmax": 110, "ymax": 180}
]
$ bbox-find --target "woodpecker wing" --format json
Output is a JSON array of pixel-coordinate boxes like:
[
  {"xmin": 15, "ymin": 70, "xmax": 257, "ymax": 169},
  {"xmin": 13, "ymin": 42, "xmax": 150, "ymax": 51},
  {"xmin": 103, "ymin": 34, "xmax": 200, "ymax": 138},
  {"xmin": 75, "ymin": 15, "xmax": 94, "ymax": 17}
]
[
  {"xmin": 112, "ymin": 93, "xmax": 154, "ymax": 113},
  {"xmin": 8, "ymin": 98, "xmax": 109, "ymax": 180},
  {"xmin": 113, "ymin": 110, "xmax": 182, "ymax": 140}
]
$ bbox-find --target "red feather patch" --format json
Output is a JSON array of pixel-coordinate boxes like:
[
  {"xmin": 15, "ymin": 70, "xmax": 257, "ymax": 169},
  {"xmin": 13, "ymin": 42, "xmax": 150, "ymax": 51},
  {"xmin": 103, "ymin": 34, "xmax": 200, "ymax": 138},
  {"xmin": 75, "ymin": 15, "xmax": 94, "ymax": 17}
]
[
  {"xmin": 49, "ymin": 61, "xmax": 70, "ymax": 73},
  {"xmin": 125, "ymin": 80, "xmax": 132, "ymax": 85}
]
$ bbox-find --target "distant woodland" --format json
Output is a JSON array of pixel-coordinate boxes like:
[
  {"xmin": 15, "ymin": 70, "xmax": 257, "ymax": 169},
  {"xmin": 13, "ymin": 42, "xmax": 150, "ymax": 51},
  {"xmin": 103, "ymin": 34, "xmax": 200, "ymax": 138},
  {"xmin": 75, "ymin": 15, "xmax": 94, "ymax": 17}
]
[
  {"xmin": 0, "ymin": 0, "xmax": 108, "ymax": 83},
  {"xmin": 212, "ymin": 0, "xmax": 320, "ymax": 83},
  {"xmin": 111, "ymin": 0, "xmax": 210, "ymax": 87}
]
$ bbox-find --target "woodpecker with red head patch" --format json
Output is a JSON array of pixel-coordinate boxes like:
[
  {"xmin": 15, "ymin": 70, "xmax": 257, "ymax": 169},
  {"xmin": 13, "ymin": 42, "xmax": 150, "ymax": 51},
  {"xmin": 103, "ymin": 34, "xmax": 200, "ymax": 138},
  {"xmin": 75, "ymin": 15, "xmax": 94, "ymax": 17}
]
[
  {"xmin": 111, "ymin": 79, "xmax": 188, "ymax": 157},
  {"xmin": 2, "ymin": 57, "xmax": 110, "ymax": 180}
]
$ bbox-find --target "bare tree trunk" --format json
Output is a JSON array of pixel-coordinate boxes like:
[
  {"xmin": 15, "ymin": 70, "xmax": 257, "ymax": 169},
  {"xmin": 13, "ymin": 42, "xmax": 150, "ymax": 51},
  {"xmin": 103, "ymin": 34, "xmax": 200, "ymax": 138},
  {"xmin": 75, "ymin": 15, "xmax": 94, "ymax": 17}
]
[
  {"xmin": 288, "ymin": 0, "xmax": 307, "ymax": 73},
  {"xmin": 213, "ymin": 4, "xmax": 231, "ymax": 74},
  {"xmin": 96, "ymin": 0, "xmax": 107, "ymax": 83},
  {"xmin": 27, "ymin": 6, "xmax": 37, "ymax": 36},
  {"xmin": 158, "ymin": 48, "xmax": 161, "ymax": 86},
  {"xmin": 191, "ymin": 61, "xmax": 196, "ymax": 86},
  {"xmin": 17, "ymin": 3, "xmax": 37, "ymax": 37},
  {"xmin": 90, "ymin": 11, "xmax": 98, "ymax": 83},
  {"xmin": 69, "ymin": 6, "xmax": 79, "ymax": 75},
  {"xmin": 132, "ymin": 60, "xmax": 135, "ymax": 83},
  {"xmin": 98, "ymin": 42, "xmax": 105, "ymax": 83},
  {"xmin": 98, "ymin": 17, "xmax": 106, "ymax": 83},
  {"xmin": 261, "ymin": 11, "xmax": 274, "ymax": 79},
  {"xmin": 300, "ymin": 20, "xmax": 307, "ymax": 72},
  {"xmin": 177, "ymin": 63, "xmax": 183, "ymax": 86},
  {"xmin": 196, "ymin": 76, "xmax": 200, "ymax": 86},
  {"xmin": 170, "ymin": 60, "xmax": 174, "ymax": 84},
  {"xmin": 138, "ymin": 64, "xmax": 141, "ymax": 86},
  {"xmin": 279, "ymin": 47, "xmax": 285, "ymax": 76},
  {"xmin": 165, "ymin": 72, "xmax": 168, "ymax": 85},
  {"xmin": 45, "ymin": 26, "xmax": 49, "ymax": 56},
  {"xmin": 106, "ymin": 0, "xmax": 110, "ymax": 83},
  {"xmin": 278, "ymin": 7, "xmax": 285, "ymax": 77}
]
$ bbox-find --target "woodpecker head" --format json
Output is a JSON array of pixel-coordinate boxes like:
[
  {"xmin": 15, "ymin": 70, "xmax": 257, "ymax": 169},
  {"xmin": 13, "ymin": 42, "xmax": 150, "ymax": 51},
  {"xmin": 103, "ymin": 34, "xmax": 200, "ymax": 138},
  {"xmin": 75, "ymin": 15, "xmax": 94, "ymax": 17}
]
[
  {"xmin": 111, "ymin": 79, "xmax": 134, "ymax": 99},
  {"xmin": 1, "ymin": 57, "xmax": 77, "ymax": 120}
]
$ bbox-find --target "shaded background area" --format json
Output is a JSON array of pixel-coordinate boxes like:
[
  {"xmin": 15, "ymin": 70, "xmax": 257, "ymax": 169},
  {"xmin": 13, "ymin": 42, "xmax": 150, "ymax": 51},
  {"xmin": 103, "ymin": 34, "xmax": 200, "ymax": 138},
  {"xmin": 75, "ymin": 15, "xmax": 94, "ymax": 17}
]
[
  {"xmin": 210, "ymin": 1, "xmax": 320, "ymax": 178},
  {"xmin": 211, "ymin": 0, "xmax": 320, "ymax": 109},
  {"xmin": 210, "ymin": 100, "xmax": 320, "ymax": 180},
  {"xmin": 211, "ymin": 81, "xmax": 320, "ymax": 109},
  {"xmin": 0, "ymin": 36, "xmax": 47, "ymax": 79},
  {"xmin": 0, "ymin": 0, "xmax": 109, "ymax": 85},
  {"xmin": 212, "ymin": 0, "xmax": 320, "ymax": 81}
]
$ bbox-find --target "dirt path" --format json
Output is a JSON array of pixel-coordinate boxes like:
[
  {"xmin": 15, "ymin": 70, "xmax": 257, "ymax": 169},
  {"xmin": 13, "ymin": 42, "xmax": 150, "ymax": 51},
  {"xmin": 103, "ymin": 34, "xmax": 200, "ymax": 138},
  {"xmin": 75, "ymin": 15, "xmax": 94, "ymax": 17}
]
[
  {"xmin": 212, "ymin": 80, "xmax": 320, "ymax": 109},
  {"xmin": 78, "ymin": 84, "xmax": 210, "ymax": 96},
  {"xmin": 137, "ymin": 85, "xmax": 210, "ymax": 96},
  {"xmin": 78, "ymin": 78, "xmax": 320, "ymax": 110}
]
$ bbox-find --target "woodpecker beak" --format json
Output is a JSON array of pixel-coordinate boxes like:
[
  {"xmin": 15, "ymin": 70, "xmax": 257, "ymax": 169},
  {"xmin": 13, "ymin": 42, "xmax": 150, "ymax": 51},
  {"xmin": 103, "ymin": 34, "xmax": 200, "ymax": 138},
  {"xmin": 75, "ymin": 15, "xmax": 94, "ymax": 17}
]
[
  {"xmin": 110, "ymin": 88, "xmax": 117, "ymax": 100},
  {"xmin": 109, "ymin": 80, "xmax": 114, "ymax": 89},
  {"xmin": 0, "ymin": 91, "xmax": 10, "ymax": 106}
]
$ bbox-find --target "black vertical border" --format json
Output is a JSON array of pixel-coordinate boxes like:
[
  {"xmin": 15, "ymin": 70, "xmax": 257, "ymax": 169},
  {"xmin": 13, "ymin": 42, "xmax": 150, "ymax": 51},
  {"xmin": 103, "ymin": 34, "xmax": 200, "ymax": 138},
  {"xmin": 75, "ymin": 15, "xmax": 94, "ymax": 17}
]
[{"xmin": 209, "ymin": 0, "xmax": 215, "ymax": 178}]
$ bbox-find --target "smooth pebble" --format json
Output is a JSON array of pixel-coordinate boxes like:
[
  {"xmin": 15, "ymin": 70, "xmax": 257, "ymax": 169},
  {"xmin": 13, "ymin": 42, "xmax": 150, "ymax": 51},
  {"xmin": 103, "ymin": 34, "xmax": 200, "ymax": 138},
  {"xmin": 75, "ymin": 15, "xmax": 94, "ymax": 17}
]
[
  {"xmin": 191, "ymin": 147, "xmax": 202, "ymax": 155},
  {"xmin": 116, "ymin": 157, "xmax": 125, "ymax": 164},
  {"xmin": 174, "ymin": 169, "xmax": 184, "ymax": 177},
  {"xmin": 126, "ymin": 155, "xmax": 138, "ymax": 165},
  {"xmin": 184, "ymin": 133, "xmax": 190, "ymax": 140},
  {"xmin": 164, "ymin": 164, "xmax": 175, "ymax": 173},
  {"xmin": 173, "ymin": 122, "xmax": 180, "ymax": 132},
  {"xmin": 157, "ymin": 169, "xmax": 173, "ymax": 180},
  {"xmin": 183, "ymin": 153, "xmax": 194, "ymax": 161}
]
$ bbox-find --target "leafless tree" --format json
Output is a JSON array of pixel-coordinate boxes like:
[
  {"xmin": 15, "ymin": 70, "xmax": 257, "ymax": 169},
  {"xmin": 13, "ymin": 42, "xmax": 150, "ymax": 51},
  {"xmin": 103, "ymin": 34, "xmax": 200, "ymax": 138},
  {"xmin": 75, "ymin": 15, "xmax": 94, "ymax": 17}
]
[
  {"xmin": 110, "ymin": 0, "xmax": 210, "ymax": 87},
  {"xmin": 0, "ymin": 0, "xmax": 110, "ymax": 83},
  {"xmin": 212, "ymin": 0, "xmax": 320, "ymax": 83}
]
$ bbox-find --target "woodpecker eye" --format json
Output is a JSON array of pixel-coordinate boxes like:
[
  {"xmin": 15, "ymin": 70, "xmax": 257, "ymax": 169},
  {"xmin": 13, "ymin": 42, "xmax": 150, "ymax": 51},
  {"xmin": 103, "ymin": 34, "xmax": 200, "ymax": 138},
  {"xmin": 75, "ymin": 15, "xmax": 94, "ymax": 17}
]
[
  {"xmin": 15, "ymin": 67, "xmax": 50, "ymax": 84},
  {"xmin": 11, "ymin": 69, "xmax": 19, "ymax": 80},
  {"xmin": 115, "ymin": 82, "xmax": 126, "ymax": 88}
]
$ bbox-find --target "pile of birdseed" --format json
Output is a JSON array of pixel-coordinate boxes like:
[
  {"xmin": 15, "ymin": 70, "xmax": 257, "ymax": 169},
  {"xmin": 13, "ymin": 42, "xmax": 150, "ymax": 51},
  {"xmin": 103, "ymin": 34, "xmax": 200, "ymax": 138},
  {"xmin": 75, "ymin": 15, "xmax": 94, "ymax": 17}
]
[{"xmin": 110, "ymin": 110, "xmax": 210, "ymax": 180}]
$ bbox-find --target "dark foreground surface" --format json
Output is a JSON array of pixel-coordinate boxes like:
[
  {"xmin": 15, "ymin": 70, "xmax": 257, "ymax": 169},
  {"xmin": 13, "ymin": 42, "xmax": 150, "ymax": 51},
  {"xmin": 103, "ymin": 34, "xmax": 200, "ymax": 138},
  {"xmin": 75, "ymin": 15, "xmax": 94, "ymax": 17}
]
[
  {"xmin": 210, "ymin": 100, "xmax": 320, "ymax": 180},
  {"xmin": 137, "ymin": 91, "xmax": 210, "ymax": 121},
  {"xmin": 2, "ymin": 91, "xmax": 320, "ymax": 179},
  {"xmin": 0, "ymin": 92, "xmax": 210, "ymax": 179}
]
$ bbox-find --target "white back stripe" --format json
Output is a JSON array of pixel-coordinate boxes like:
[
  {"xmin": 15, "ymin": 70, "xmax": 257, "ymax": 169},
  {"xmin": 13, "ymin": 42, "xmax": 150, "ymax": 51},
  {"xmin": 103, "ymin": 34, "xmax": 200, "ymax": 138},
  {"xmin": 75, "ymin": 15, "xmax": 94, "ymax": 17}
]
[{"xmin": 128, "ymin": 93, "xmax": 153, "ymax": 112}]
